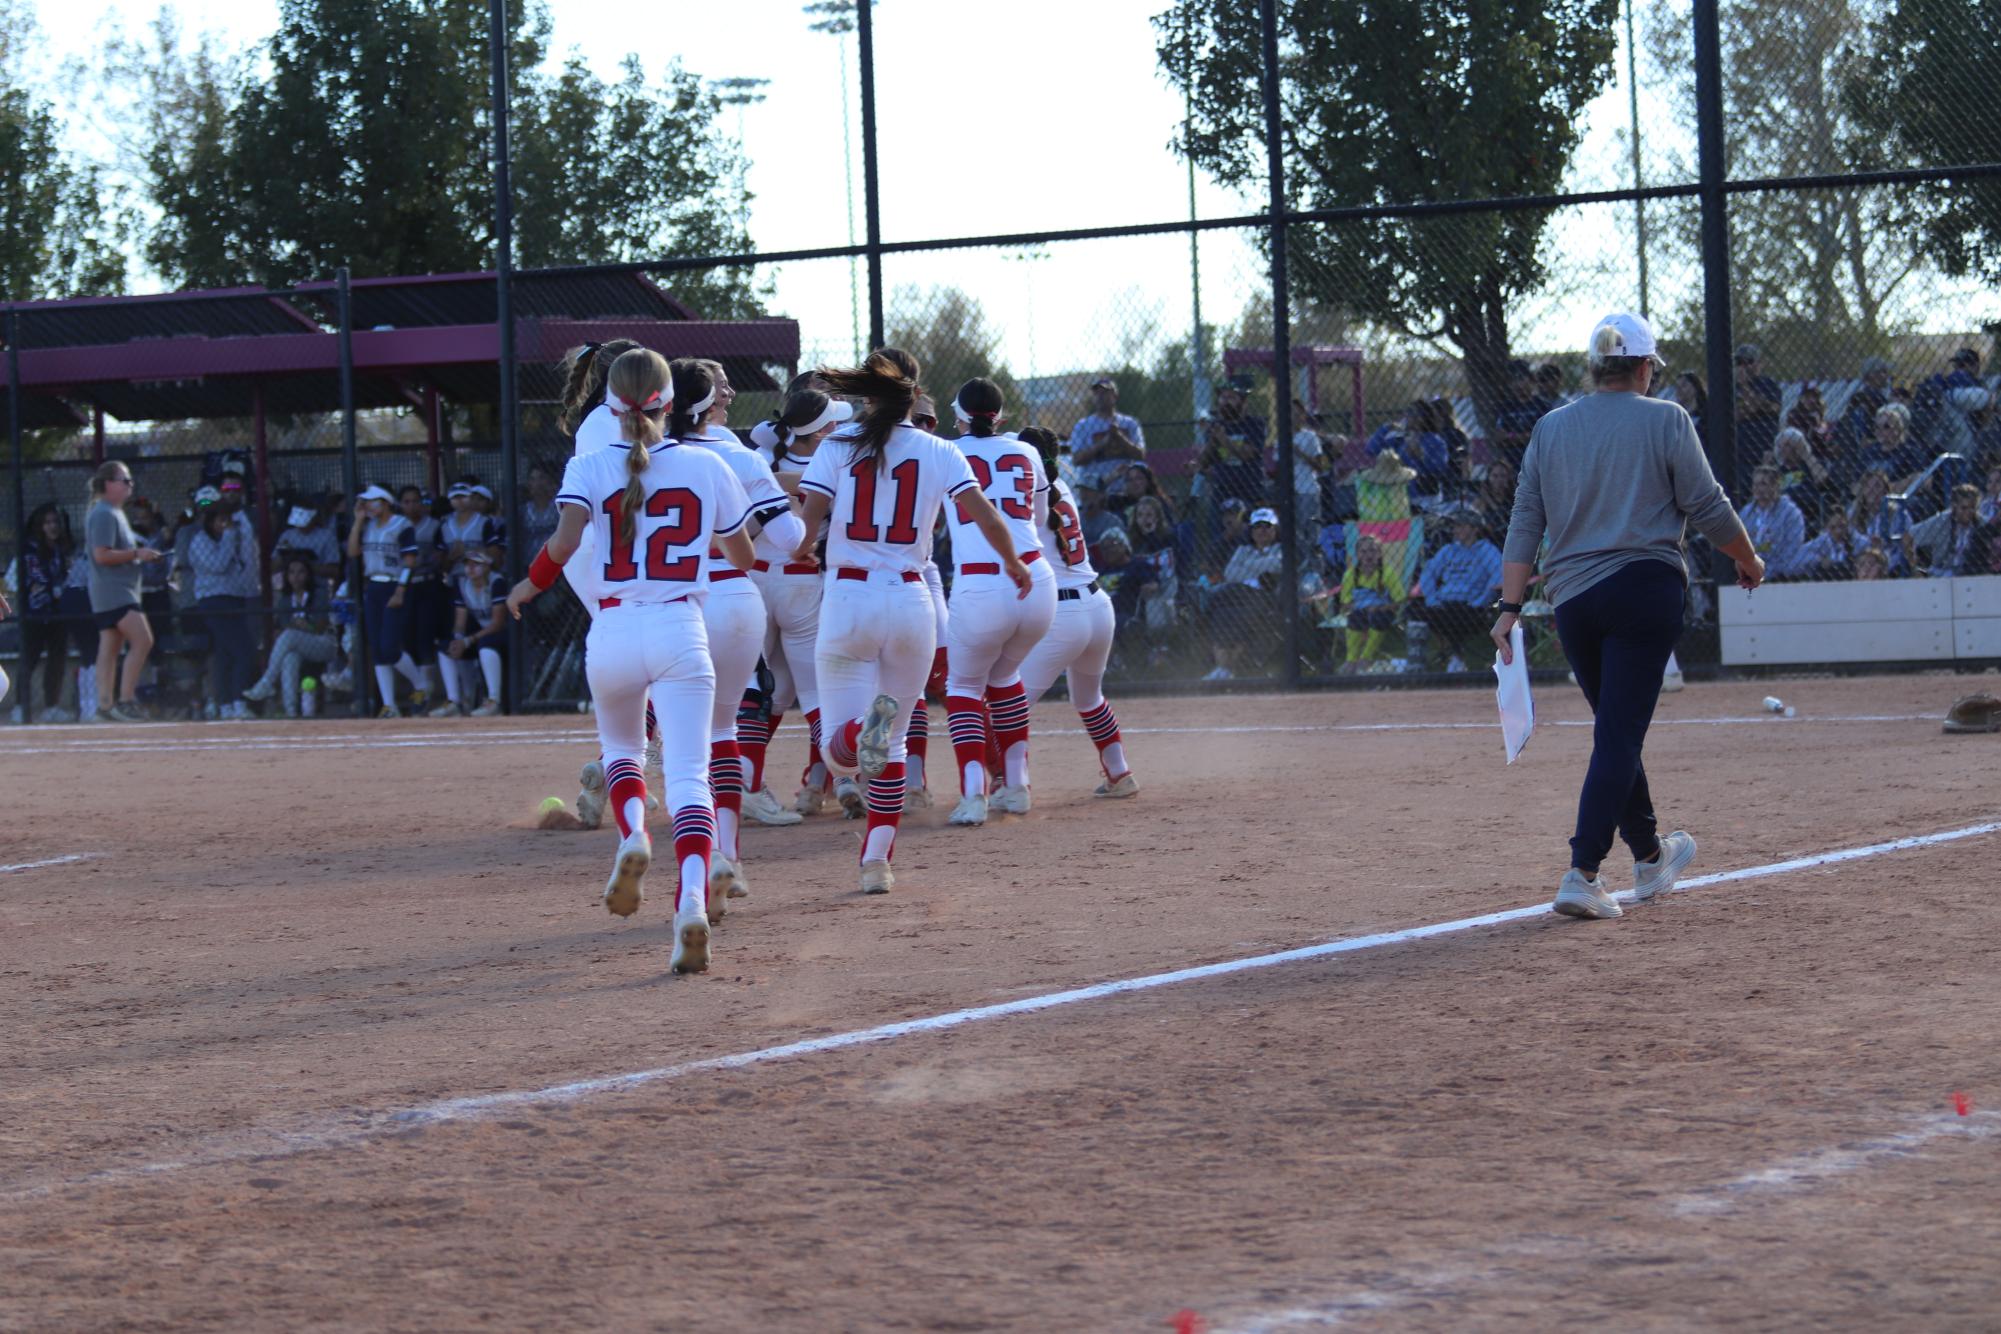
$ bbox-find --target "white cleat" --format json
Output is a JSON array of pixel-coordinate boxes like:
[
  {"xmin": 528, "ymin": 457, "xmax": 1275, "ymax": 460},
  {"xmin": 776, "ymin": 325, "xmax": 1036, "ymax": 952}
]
[
  {"xmin": 1633, "ymin": 830, "xmax": 1697, "ymax": 901},
  {"xmin": 708, "ymin": 857, "xmax": 745, "ymax": 920},
  {"xmin": 795, "ymin": 784, "xmax": 834, "ymax": 817},
  {"xmin": 991, "ymin": 785, "xmax": 1031, "ymax": 815},
  {"xmin": 744, "ymin": 786, "xmax": 804, "ymax": 826},
  {"xmin": 603, "ymin": 826, "xmax": 652, "ymax": 918},
  {"xmin": 903, "ymin": 785, "xmax": 934, "ymax": 811},
  {"xmin": 576, "ymin": 760, "xmax": 607, "ymax": 831},
  {"xmin": 1094, "ymin": 772, "xmax": 1140, "ymax": 799},
  {"xmin": 1551, "ymin": 868, "xmax": 1623, "ymax": 920},
  {"xmin": 860, "ymin": 860, "xmax": 895, "ymax": 895},
  {"xmin": 947, "ymin": 793, "xmax": 989, "ymax": 827},
  {"xmin": 1660, "ymin": 669, "xmax": 1685, "ymax": 693},
  {"xmin": 855, "ymin": 693, "xmax": 899, "ymax": 779},
  {"xmin": 670, "ymin": 907, "xmax": 712, "ymax": 974},
  {"xmin": 835, "ymin": 778, "xmax": 865, "ymax": 820}
]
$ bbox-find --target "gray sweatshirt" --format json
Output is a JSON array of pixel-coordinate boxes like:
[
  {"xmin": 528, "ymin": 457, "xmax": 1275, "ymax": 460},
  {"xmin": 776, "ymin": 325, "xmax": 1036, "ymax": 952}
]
[{"xmin": 1503, "ymin": 390, "xmax": 1747, "ymax": 606}]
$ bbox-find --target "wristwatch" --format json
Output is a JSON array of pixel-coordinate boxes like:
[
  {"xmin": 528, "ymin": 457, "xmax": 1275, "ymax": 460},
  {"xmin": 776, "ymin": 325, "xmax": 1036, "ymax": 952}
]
[{"xmin": 1494, "ymin": 599, "xmax": 1524, "ymax": 615}]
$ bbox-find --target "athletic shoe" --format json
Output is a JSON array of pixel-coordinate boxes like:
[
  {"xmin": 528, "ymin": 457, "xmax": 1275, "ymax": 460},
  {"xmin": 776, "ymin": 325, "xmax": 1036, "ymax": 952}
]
[
  {"xmin": 708, "ymin": 857, "xmax": 744, "ymax": 921},
  {"xmin": 1094, "ymin": 772, "xmax": 1140, "ymax": 799},
  {"xmin": 376, "ymin": 704, "xmax": 401, "ymax": 720},
  {"xmin": 991, "ymin": 785, "xmax": 1031, "ymax": 815},
  {"xmin": 948, "ymin": 793, "xmax": 988, "ymax": 827},
  {"xmin": 36, "ymin": 706, "xmax": 75, "ymax": 724},
  {"xmin": 1660, "ymin": 667, "xmax": 1686, "ymax": 693},
  {"xmin": 835, "ymin": 777, "xmax": 865, "ymax": 820},
  {"xmin": 406, "ymin": 689, "xmax": 430, "ymax": 714},
  {"xmin": 855, "ymin": 693, "xmax": 900, "ymax": 780},
  {"xmin": 428, "ymin": 700, "xmax": 463, "ymax": 718},
  {"xmin": 645, "ymin": 792, "xmax": 661, "ymax": 813},
  {"xmin": 744, "ymin": 787, "xmax": 804, "ymax": 826},
  {"xmin": 860, "ymin": 860, "xmax": 895, "ymax": 895},
  {"xmin": 670, "ymin": 907, "xmax": 711, "ymax": 974},
  {"xmin": 105, "ymin": 702, "xmax": 147, "ymax": 725},
  {"xmin": 323, "ymin": 668, "xmax": 353, "ymax": 693},
  {"xmin": 903, "ymin": 785, "xmax": 933, "ymax": 812},
  {"xmin": 576, "ymin": 760, "xmax": 608, "ymax": 831},
  {"xmin": 795, "ymin": 784, "xmax": 834, "ymax": 817},
  {"xmin": 241, "ymin": 681, "xmax": 274, "ymax": 704},
  {"xmin": 470, "ymin": 700, "xmax": 501, "ymax": 717},
  {"xmin": 1633, "ymin": 830, "xmax": 1698, "ymax": 901},
  {"xmin": 1551, "ymin": 869, "xmax": 1623, "ymax": 920},
  {"xmin": 603, "ymin": 825, "xmax": 651, "ymax": 918},
  {"xmin": 1203, "ymin": 666, "xmax": 1233, "ymax": 682}
]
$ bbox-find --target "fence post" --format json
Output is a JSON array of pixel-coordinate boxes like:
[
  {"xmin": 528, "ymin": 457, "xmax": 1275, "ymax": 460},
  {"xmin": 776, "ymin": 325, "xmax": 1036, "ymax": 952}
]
[
  {"xmin": 856, "ymin": 0, "xmax": 885, "ymax": 352},
  {"xmin": 7, "ymin": 307, "xmax": 21, "ymax": 643},
  {"xmin": 1259, "ymin": 0, "xmax": 1300, "ymax": 687},
  {"xmin": 1693, "ymin": 0, "xmax": 1735, "ymax": 495},
  {"xmin": 490, "ymin": 0, "xmax": 522, "ymax": 714},
  {"xmin": 337, "ymin": 267, "xmax": 370, "ymax": 717}
]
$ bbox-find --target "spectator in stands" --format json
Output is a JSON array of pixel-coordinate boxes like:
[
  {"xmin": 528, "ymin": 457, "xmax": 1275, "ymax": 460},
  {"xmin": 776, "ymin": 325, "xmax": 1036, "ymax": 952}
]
[
  {"xmin": 1337, "ymin": 532, "xmax": 1404, "ymax": 674},
  {"xmin": 1204, "ymin": 507, "xmax": 1285, "ymax": 681},
  {"xmin": 468, "ymin": 482, "xmax": 506, "ymax": 547},
  {"xmin": 1834, "ymin": 356, "xmax": 1894, "ymax": 454},
  {"xmin": 1800, "ymin": 506, "xmax": 1865, "ymax": 578},
  {"xmin": 1075, "ymin": 479, "xmax": 1118, "ymax": 556},
  {"xmin": 439, "ymin": 546, "xmax": 506, "ymax": 717},
  {"xmin": 1853, "ymin": 546, "xmax": 1890, "ymax": 581},
  {"xmin": 1468, "ymin": 459, "xmax": 1517, "ymax": 546},
  {"xmin": 1734, "ymin": 344, "xmax": 1784, "ymax": 491},
  {"xmin": 179, "ymin": 498, "xmax": 260, "ymax": 719},
  {"xmin": 1408, "ymin": 509, "xmax": 1503, "ymax": 672},
  {"xmin": 1429, "ymin": 397, "xmax": 1472, "ymax": 494},
  {"xmin": 1286, "ymin": 399, "xmax": 1333, "ymax": 533},
  {"xmin": 1673, "ymin": 372, "xmax": 1708, "ymax": 444},
  {"xmin": 1128, "ymin": 494, "xmax": 1179, "ymax": 564},
  {"xmin": 1741, "ymin": 466, "xmax": 1809, "ymax": 580},
  {"xmin": 1931, "ymin": 349, "xmax": 1991, "ymax": 460},
  {"xmin": 127, "ymin": 499, "xmax": 175, "ymax": 639},
  {"xmin": 1355, "ymin": 447, "xmax": 1416, "ymax": 523},
  {"xmin": 1912, "ymin": 483, "xmax": 1984, "ymax": 576},
  {"xmin": 1202, "ymin": 497, "xmax": 1251, "ymax": 578},
  {"xmin": 17, "ymin": 504, "xmax": 75, "ymax": 722},
  {"xmin": 1850, "ymin": 467, "xmax": 1916, "ymax": 575},
  {"xmin": 1490, "ymin": 360, "xmax": 1547, "ymax": 466},
  {"xmin": 1364, "ymin": 401, "xmax": 1451, "ymax": 488},
  {"xmin": 1786, "ymin": 384, "xmax": 1835, "ymax": 463},
  {"xmin": 86, "ymin": 461, "xmax": 164, "ymax": 723},
  {"xmin": 272, "ymin": 494, "xmax": 343, "ymax": 582},
  {"xmin": 1067, "ymin": 377, "xmax": 1147, "ymax": 490},
  {"xmin": 521, "ymin": 462, "xmax": 561, "ymax": 556},
  {"xmin": 242, "ymin": 554, "xmax": 336, "ymax": 717},
  {"xmin": 1768, "ymin": 427, "xmax": 1832, "ymax": 531},
  {"xmin": 1197, "ymin": 386, "xmax": 1268, "ymax": 511},
  {"xmin": 1979, "ymin": 463, "xmax": 2001, "ymax": 524},
  {"xmin": 1535, "ymin": 362, "xmax": 1569, "ymax": 408},
  {"xmin": 1108, "ymin": 461, "xmax": 1174, "ymax": 522},
  {"xmin": 1855, "ymin": 403, "xmax": 1922, "ymax": 484}
]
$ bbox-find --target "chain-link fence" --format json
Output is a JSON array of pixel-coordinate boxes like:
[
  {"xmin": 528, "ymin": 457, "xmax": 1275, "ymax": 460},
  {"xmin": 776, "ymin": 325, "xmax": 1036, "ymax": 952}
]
[{"xmin": 9, "ymin": 0, "xmax": 2001, "ymax": 721}]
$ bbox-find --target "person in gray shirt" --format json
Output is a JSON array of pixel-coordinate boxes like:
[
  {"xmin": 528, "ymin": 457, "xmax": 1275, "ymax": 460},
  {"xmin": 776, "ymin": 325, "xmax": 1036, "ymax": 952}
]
[
  {"xmin": 84, "ymin": 461, "xmax": 166, "ymax": 722},
  {"xmin": 1493, "ymin": 313, "xmax": 1764, "ymax": 922}
]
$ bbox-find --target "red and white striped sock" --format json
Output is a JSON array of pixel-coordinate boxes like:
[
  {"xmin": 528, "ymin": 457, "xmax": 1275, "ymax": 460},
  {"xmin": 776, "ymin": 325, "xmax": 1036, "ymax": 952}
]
[
  {"xmin": 605, "ymin": 757, "xmax": 647, "ymax": 839},
  {"xmin": 736, "ymin": 692, "xmax": 771, "ymax": 792},
  {"xmin": 803, "ymin": 708, "xmax": 829, "ymax": 791},
  {"xmin": 828, "ymin": 716, "xmax": 862, "ymax": 771},
  {"xmin": 709, "ymin": 740, "xmax": 744, "ymax": 860},
  {"xmin": 671, "ymin": 805, "xmax": 716, "ymax": 915},
  {"xmin": 645, "ymin": 698, "xmax": 658, "ymax": 745},
  {"xmin": 945, "ymin": 694, "xmax": 989, "ymax": 796},
  {"xmin": 905, "ymin": 702, "xmax": 929, "ymax": 791},
  {"xmin": 862, "ymin": 761, "xmax": 905, "ymax": 863},
  {"xmin": 1079, "ymin": 700, "xmax": 1129, "ymax": 780},
  {"xmin": 988, "ymin": 681, "xmax": 1031, "ymax": 790}
]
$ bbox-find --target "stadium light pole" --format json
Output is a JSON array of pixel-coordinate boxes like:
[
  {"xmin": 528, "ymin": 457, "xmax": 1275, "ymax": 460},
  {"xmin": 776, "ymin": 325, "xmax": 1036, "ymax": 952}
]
[
  {"xmin": 1259, "ymin": 0, "xmax": 1299, "ymax": 688},
  {"xmin": 710, "ymin": 76, "xmax": 770, "ymax": 236},
  {"xmin": 1693, "ymin": 0, "xmax": 1735, "ymax": 494},
  {"xmin": 490, "ymin": 0, "xmax": 522, "ymax": 714},
  {"xmin": 806, "ymin": 2, "xmax": 866, "ymax": 361},
  {"xmin": 854, "ymin": 0, "xmax": 885, "ymax": 352},
  {"xmin": 1625, "ymin": 0, "xmax": 1650, "ymax": 321}
]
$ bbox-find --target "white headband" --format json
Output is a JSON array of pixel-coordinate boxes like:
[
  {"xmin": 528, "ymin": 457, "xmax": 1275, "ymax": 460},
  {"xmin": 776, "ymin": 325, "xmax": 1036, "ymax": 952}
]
[
  {"xmin": 606, "ymin": 384, "xmax": 671, "ymax": 415},
  {"xmin": 792, "ymin": 402, "xmax": 846, "ymax": 437},
  {"xmin": 953, "ymin": 395, "xmax": 1001, "ymax": 426},
  {"xmin": 684, "ymin": 386, "xmax": 717, "ymax": 417}
]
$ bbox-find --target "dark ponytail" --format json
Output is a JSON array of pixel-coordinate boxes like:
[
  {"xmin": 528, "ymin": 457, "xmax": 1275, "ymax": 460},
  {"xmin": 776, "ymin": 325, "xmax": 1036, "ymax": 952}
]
[
  {"xmin": 770, "ymin": 387, "xmax": 837, "ymax": 470},
  {"xmin": 666, "ymin": 359, "xmax": 715, "ymax": 442},
  {"xmin": 1016, "ymin": 425, "xmax": 1061, "ymax": 478},
  {"xmin": 954, "ymin": 377, "xmax": 1005, "ymax": 438},
  {"xmin": 816, "ymin": 347, "xmax": 920, "ymax": 472},
  {"xmin": 559, "ymin": 338, "xmax": 641, "ymax": 434}
]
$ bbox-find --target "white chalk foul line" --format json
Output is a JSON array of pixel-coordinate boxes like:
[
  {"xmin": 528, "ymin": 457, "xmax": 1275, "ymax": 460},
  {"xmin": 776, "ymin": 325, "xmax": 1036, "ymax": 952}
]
[
  {"xmin": 1671, "ymin": 1110, "xmax": 2001, "ymax": 1216},
  {"xmin": 7, "ymin": 817, "xmax": 1991, "ymax": 1204},
  {"xmin": 0, "ymin": 853, "xmax": 94, "ymax": 875}
]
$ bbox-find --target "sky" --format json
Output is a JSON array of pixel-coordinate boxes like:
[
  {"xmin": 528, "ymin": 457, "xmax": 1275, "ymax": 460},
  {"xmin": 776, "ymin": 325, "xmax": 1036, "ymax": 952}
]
[{"xmin": 25, "ymin": 0, "xmax": 1707, "ymax": 385}]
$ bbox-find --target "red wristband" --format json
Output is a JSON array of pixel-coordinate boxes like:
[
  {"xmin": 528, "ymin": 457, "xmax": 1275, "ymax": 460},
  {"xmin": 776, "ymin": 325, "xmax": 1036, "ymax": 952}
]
[{"xmin": 528, "ymin": 546, "xmax": 562, "ymax": 591}]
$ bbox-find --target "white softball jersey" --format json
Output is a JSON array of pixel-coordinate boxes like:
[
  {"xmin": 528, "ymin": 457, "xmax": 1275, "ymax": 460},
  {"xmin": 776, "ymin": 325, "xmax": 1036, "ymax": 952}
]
[
  {"xmin": 1038, "ymin": 478, "xmax": 1100, "ymax": 592},
  {"xmin": 555, "ymin": 443, "xmax": 752, "ymax": 607},
  {"xmin": 691, "ymin": 426, "xmax": 806, "ymax": 564},
  {"xmin": 944, "ymin": 435, "xmax": 1049, "ymax": 570},
  {"xmin": 797, "ymin": 425, "xmax": 978, "ymax": 575},
  {"xmin": 358, "ymin": 515, "xmax": 416, "ymax": 579}
]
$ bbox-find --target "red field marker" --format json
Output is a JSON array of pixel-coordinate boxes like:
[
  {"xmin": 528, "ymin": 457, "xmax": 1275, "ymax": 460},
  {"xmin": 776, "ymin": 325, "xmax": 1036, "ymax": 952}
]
[
  {"xmin": 1953, "ymin": 1091, "xmax": 1972, "ymax": 1116},
  {"xmin": 1170, "ymin": 1310, "xmax": 1205, "ymax": 1334}
]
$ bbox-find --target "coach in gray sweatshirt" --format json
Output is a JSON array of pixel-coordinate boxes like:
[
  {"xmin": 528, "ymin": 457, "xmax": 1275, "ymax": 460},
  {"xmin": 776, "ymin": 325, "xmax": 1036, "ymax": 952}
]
[{"xmin": 1492, "ymin": 313, "xmax": 1764, "ymax": 921}]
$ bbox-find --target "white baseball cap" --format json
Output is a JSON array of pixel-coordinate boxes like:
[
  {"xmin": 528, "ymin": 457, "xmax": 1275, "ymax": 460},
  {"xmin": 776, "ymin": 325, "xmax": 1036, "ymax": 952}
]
[
  {"xmin": 1588, "ymin": 312, "xmax": 1665, "ymax": 367},
  {"xmin": 358, "ymin": 484, "xmax": 395, "ymax": 503},
  {"xmin": 1249, "ymin": 507, "xmax": 1280, "ymax": 527}
]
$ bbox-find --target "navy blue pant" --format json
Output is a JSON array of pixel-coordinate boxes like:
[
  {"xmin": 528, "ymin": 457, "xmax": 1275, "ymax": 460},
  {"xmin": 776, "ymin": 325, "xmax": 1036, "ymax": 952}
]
[
  {"xmin": 1553, "ymin": 561, "xmax": 1685, "ymax": 874},
  {"xmin": 195, "ymin": 595, "xmax": 257, "ymax": 703}
]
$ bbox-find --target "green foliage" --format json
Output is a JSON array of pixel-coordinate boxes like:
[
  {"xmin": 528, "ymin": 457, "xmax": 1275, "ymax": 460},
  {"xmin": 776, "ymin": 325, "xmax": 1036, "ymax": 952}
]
[
  {"xmin": 1155, "ymin": 0, "xmax": 1617, "ymax": 427},
  {"xmin": 883, "ymin": 286, "xmax": 1015, "ymax": 410},
  {"xmin": 1847, "ymin": 0, "xmax": 2001, "ymax": 285}
]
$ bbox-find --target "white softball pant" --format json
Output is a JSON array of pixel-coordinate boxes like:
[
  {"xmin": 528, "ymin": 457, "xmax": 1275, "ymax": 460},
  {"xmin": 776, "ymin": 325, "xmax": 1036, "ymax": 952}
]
[
  {"xmin": 1018, "ymin": 585, "xmax": 1117, "ymax": 712},
  {"xmin": 815, "ymin": 573, "xmax": 935, "ymax": 777},
  {"xmin": 751, "ymin": 566, "xmax": 821, "ymax": 716},
  {"xmin": 586, "ymin": 602, "xmax": 714, "ymax": 815},
  {"xmin": 944, "ymin": 561, "xmax": 1058, "ymax": 696},
  {"xmin": 922, "ymin": 559, "xmax": 948, "ymax": 643},
  {"xmin": 702, "ymin": 578, "xmax": 767, "ymax": 741}
]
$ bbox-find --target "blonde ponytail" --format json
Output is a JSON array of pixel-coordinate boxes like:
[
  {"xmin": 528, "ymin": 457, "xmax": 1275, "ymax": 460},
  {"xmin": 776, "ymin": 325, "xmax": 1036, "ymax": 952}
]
[
  {"xmin": 605, "ymin": 348, "xmax": 672, "ymax": 545},
  {"xmin": 621, "ymin": 441, "xmax": 650, "ymax": 547}
]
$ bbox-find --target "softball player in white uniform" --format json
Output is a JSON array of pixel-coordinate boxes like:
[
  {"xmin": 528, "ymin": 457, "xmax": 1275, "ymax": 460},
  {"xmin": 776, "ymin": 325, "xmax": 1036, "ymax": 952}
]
[
  {"xmin": 939, "ymin": 379, "xmax": 1058, "ymax": 826},
  {"xmin": 1013, "ymin": 426, "xmax": 1138, "ymax": 799},
  {"xmin": 679, "ymin": 359, "xmax": 807, "ymax": 903},
  {"xmin": 509, "ymin": 349, "xmax": 755, "ymax": 975},
  {"xmin": 789, "ymin": 349, "xmax": 1031, "ymax": 895}
]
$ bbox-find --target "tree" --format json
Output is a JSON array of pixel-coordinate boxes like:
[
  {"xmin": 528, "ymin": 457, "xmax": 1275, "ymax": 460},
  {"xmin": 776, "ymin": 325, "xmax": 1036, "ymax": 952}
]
[
  {"xmin": 883, "ymin": 286, "xmax": 1013, "ymax": 408},
  {"xmin": 1154, "ymin": 0, "xmax": 1617, "ymax": 433},
  {"xmin": 1846, "ymin": 0, "xmax": 2001, "ymax": 286}
]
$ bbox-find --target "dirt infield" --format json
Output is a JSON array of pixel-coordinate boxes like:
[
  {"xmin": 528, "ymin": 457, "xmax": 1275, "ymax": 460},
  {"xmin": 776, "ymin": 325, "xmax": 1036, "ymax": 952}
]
[{"xmin": 3, "ymin": 674, "xmax": 1999, "ymax": 1331}]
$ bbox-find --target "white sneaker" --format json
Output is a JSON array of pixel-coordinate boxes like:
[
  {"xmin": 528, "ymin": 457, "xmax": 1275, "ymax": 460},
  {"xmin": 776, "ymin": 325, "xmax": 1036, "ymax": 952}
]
[
  {"xmin": 670, "ymin": 906, "xmax": 711, "ymax": 974},
  {"xmin": 903, "ymin": 785, "xmax": 933, "ymax": 811},
  {"xmin": 470, "ymin": 700, "xmax": 502, "ymax": 717},
  {"xmin": 795, "ymin": 784, "xmax": 833, "ymax": 817},
  {"xmin": 603, "ymin": 826, "xmax": 651, "ymax": 918},
  {"xmin": 1094, "ymin": 772, "xmax": 1139, "ymax": 799},
  {"xmin": 576, "ymin": 760, "xmax": 607, "ymax": 831},
  {"xmin": 1660, "ymin": 668, "xmax": 1685, "ymax": 693},
  {"xmin": 860, "ymin": 860, "xmax": 895, "ymax": 895},
  {"xmin": 428, "ymin": 700, "xmax": 462, "ymax": 718},
  {"xmin": 948, "ymin": 793, "xmax": 988, "ymax": 827},
  {"xmin": 1633, "ymin": 830, "xmax": 1697, "ymax": 901},
  {"xmin": 991, "ymin": 785, "xmax": 1031, "ymax": 815},
  {"xmin": 744, "ymin": 786, "xmax": 804, "ymax": 826},
  {"xmin": 708, "ymin": 857, "xmax": 744, "ymax": 921},
  {"xmin": 1203, "ymin": 666, "xmax": 1233, "ymax": 682},
  {"xmin": 835, "ymin": 777, "xmax": 865, "ymax": 820},
  {"xmin": 1552, "ymin": 868, "xmax": 1623, "ymax": 920},
  {"xmin": 855, "ymin": 693, "xmax": 900, "ymax": 779}
]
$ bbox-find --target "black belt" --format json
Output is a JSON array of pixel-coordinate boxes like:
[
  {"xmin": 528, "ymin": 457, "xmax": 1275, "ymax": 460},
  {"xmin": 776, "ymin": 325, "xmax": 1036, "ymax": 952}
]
[{"xmin": 1056, "ymin": 581, "xmax": 1101, "ymax": 602}]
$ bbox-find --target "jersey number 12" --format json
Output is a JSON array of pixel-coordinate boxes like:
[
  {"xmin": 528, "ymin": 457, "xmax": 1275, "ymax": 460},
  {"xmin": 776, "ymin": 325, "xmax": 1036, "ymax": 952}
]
[{"xmin": 602, "ymin": 489, "xmax": 702, "ymax": 582}]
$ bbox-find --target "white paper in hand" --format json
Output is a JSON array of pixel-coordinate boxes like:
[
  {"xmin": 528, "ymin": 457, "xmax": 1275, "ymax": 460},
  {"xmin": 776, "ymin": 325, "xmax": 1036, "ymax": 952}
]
[{"xmin": 1493, "ymin": 625, "xmax": 1535, "ymax": 764}]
